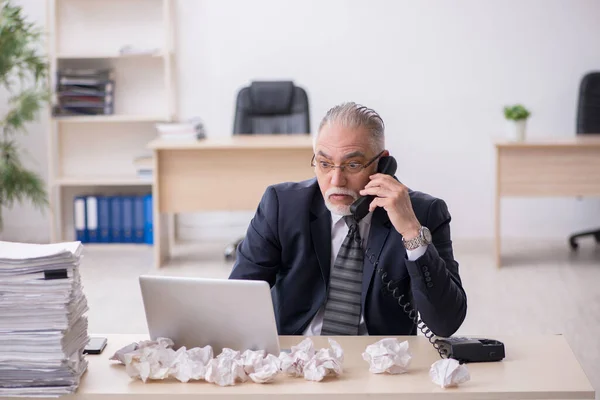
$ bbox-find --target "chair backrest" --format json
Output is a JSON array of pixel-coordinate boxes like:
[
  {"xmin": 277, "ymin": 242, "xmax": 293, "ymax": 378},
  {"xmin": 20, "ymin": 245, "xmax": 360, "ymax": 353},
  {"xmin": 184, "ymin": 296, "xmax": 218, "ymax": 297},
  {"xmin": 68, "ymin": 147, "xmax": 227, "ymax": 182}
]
[
  {"xmin": 233, "ymin": 81, "xmax": 310, "ymax": 134},
  {"xmin": 577, "ymin": 72, "xmax": 600, "ymax": 134}
]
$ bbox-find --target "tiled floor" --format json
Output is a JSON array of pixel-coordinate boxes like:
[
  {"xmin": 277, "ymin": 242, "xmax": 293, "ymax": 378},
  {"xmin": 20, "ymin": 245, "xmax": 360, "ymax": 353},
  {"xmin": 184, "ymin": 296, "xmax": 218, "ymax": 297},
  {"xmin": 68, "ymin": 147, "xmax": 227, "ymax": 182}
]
[{"xmin": 79, "ymin": 238, "xmax": 600, "ymax": 397}]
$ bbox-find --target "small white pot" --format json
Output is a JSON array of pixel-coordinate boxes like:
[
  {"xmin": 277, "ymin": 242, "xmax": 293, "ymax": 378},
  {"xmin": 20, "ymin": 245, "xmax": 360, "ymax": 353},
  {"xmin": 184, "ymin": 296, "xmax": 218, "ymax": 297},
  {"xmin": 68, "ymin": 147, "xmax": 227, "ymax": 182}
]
[{"xmin": 506, "ymin": 119, "xmax": 527, "ymax": 141}]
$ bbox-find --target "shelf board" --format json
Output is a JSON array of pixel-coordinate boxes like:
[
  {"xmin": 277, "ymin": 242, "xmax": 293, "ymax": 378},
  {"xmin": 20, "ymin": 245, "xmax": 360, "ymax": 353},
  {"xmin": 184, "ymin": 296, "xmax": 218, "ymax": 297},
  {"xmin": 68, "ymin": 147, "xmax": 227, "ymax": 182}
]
[
  {"xmin": 55, "ymin": 177, "xmax": 152, "ymax": 187},
  {"xmin": 81, "ymin": 243, "xmax": 152, "ymax": 251},
  {"xmin": 56, "ymin": 51, "xmax": 168, "ymax": 60},
  {"xmin": 53, "ymin": 115, "xmax": 170, "ymax": 123}
]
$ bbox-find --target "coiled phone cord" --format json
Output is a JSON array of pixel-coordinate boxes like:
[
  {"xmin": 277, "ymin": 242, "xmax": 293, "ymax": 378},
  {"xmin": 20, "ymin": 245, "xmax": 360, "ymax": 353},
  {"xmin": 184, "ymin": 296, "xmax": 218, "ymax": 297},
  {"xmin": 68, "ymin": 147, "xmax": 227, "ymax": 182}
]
[
  {"xmin": 351, "ymin": 220, "xmax": 448, "ymax": 359},
  {"xmin": 376, "ymin": 266, "xmax": 448, "ymax": 359}
]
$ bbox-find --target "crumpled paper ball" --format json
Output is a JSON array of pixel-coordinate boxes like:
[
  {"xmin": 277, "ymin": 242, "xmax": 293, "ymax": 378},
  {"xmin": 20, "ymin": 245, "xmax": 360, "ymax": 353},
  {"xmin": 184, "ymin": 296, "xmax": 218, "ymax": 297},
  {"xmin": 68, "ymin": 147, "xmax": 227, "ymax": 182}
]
[
  {"xmin": 170, "ymin": 345, "xmax": 214, "ymax": 382},
  {"xmin": 204, "ymin": 348, "xmax": 248, "ymax": 386},
  {"xmin": 109, "ymin": 338, "xmax": 172, "ymax": 364},
  {"xmin": 362, "ymin": 338, "xmax": 412, "ymax": 374},
  {"xmin": 110, "ymin": 339, "xmax": 280, "ymax": 386},
  {"xmin": 279, "ymin": 338, "xmax": 344, "ymax": 381},
  {"xmin": 240, "ymin": 350, "xmax": 282, "ymax": 383},
  {"xmin": 303, "ymin": 339, "xmax": 344, "ymax": 381},
  {"xmin": 429, "ymin": 358, "xmax": 470, "ymax": 388},
  {"xmin": 111, "ymin": 338, "xmax": 214, "ymax": 383},
  {"xmin": 279, "ymin": 338, "xmax": 315, "ymax": 377}
]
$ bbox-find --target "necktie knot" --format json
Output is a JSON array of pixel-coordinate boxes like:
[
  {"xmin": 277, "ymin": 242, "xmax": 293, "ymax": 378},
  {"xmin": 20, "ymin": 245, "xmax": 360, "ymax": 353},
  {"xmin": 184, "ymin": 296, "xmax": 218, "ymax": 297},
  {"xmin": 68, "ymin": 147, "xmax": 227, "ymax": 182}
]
[
  {"xmin": 343, "ymin": 216, "xmax": 361, "ymax": 243},
  {"xmin": 343, "ymin": 215, "xmax": 358, "ymax": 229}
]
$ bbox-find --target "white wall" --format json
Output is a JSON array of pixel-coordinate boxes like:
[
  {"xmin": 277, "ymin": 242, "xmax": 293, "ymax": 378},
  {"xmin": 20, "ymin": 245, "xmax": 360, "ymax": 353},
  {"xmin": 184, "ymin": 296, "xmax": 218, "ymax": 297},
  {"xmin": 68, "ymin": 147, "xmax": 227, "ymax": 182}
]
[{"xmin": 4, "ymin": 0, "xmax": 600, "ymax": 243}]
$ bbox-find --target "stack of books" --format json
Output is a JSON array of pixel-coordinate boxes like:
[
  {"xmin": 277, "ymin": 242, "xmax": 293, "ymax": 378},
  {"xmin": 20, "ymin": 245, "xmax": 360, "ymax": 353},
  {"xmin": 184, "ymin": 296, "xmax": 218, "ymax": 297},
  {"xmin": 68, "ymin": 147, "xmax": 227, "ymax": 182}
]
[
  {"xmin": 0, "ymin": 241, "xmax": 89, "ymax": 397},
  {"xmin": 53, "ymin": 68, "xmax": 115, "ymax": 117}
]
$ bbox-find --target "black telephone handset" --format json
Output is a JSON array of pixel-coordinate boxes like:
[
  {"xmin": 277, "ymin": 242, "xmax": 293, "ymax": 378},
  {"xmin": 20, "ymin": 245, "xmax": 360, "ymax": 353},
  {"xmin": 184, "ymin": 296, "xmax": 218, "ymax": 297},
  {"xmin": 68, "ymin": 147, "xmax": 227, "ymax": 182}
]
[
  {"xmin": 350, "ymin": 156, "xmax": 398, "ymax": 221},
  {"xmin": 352, "ymin": 156, "xmax": 505, "ymax": 363}
]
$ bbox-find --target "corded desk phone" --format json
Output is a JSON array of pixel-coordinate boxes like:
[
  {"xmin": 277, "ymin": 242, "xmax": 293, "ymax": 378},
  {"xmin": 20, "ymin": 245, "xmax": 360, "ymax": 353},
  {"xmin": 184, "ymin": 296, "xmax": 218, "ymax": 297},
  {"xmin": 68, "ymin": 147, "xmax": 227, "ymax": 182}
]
[
  {"xmin": 350, "ymin": 155, "xmax": 505, "ymax": 363},
  {"xmin": 435, "ymin": 337, "xmax": 505, "ymax": 363}
]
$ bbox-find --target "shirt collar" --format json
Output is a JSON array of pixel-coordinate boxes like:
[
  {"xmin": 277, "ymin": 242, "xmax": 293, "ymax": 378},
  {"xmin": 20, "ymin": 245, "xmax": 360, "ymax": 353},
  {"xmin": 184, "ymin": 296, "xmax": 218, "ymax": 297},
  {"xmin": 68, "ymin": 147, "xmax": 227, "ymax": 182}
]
[{"xmin": 331, "ymin": 211, "xmax": 373, "ymax": 227}]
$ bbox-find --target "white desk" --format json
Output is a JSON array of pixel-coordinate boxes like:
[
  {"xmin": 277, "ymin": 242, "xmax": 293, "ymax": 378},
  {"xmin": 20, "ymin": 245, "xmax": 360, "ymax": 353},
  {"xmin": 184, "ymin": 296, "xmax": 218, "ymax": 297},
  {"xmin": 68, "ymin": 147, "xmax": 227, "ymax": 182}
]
[
  {"xmin": 148, "ymin": 135, "xmax": 315, "ymax": 268},
  {"xmin": 495, "ymin": 136, "xmax": 600, "ymax": 267},
  {"xmin": 34, "ymin": 334, "xmax": 594, "ymax": 400}
]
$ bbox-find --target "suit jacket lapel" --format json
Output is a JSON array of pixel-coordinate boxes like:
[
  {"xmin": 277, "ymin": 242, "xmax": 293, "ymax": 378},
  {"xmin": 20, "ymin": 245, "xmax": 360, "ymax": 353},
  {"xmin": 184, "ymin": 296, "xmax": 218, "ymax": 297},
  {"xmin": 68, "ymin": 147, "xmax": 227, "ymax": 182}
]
[
  {"xmin": 362, "ymin": 207, "xmax": 392, "ymax": 308},
  {"xmin": 310, "ymin": 190, "xmax": 332, "ymax": 286}
]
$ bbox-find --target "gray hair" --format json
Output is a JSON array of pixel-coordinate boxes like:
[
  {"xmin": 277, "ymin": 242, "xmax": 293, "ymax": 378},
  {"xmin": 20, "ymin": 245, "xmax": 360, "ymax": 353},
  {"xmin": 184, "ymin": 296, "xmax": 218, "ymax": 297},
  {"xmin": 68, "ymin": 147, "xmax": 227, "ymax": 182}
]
[{"xmin": 315, "ymin": 102, "xmax": 385, "ymax": 153}]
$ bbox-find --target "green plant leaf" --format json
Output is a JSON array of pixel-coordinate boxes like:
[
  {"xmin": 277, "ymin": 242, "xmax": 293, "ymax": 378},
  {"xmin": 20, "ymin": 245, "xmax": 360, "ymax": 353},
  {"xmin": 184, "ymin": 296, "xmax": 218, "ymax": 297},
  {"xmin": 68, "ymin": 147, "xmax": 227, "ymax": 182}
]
[
  {"xmin": 1, "ymin": 88, "xmax": 49, "ymax": 135},
  {"xmin": 0, "ymin": 142, "xmax": 48, "ymax": 229},
  {"xmin": 503, "ymin": 104, "xmax": 531, "ymax": 121},
  {"xmin": 0, "ymin": 0, "xmax": 50, "ymax": 229}
]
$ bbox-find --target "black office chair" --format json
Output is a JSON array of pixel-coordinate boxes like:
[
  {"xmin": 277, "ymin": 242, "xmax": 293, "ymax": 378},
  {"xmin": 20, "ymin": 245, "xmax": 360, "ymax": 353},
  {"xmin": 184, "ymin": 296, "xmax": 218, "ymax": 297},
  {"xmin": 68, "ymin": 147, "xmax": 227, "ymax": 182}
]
[
  {"xmin": 224, "ymin": 81, "xmax": 311, "ymax": 260},
  {"xmin": 568, "ymin": 72, "xmax": 600, "ymax": 250},
  {"xmin": 233, "ymin": 81, "xmax": 310, "ymax": 134}
]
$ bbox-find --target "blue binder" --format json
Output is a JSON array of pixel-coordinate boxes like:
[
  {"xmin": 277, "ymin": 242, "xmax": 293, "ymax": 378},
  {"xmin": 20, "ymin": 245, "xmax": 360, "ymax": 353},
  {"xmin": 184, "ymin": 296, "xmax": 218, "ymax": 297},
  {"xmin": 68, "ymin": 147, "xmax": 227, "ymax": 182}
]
[
  {"xmin": 143, "ymin": 194, "xmax": 153, "ymax": 245},
  {"xmin": 98, "ymin": 196, "xmax": 111, "ymax": 243},
  {"xmin": 133, "ymin": 196, "xmax": 145, "ymax": 243},
  {"xmin": 122, "ymin": 196, "xmax": 134, "ymax": 243},
  {"xmin": 86, "ymin": 196, "xmax": 99, "ymax": 243},
  {"xmin": 73, "ymin": 196, "xmax": 88, "ymax": 243},
  {"xmin": 109, "ymin": 196, "xmax": 123, "ymax": 243}
]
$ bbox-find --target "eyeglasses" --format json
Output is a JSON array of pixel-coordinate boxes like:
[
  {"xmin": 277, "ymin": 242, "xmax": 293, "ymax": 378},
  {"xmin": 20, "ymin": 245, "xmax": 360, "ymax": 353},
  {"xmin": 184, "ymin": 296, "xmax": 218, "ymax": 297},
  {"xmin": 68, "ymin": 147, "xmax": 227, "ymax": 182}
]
[{"xmin": 311, "ymin": 150, "xmax": 385, "ymax": 175}]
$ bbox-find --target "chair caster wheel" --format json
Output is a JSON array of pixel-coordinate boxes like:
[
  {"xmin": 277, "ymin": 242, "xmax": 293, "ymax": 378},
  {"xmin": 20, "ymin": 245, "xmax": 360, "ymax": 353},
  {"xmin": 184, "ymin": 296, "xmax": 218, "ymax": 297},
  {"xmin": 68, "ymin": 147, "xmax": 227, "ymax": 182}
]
[{"xmin": 224, "ymin": 244, "xmax": 237, "ymax": 261}]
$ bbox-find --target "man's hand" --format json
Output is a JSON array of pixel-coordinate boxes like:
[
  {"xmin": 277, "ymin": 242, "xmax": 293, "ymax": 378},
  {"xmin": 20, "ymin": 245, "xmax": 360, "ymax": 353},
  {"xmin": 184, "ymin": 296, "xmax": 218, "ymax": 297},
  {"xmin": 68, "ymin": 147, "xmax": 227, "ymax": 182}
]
[{"xmin": 359, "ymin": 174, "xmax": 421, "ymax": 239}]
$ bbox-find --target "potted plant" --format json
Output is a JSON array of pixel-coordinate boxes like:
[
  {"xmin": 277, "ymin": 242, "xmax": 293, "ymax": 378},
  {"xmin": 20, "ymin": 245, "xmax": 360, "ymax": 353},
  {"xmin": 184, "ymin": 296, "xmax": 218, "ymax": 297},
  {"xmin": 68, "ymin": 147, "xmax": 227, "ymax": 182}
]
[
  {"xmin": 0, "ymin": 1, "xmax": 50, "ymax": 230},
  {"xmin": 503, "ymin": 104, "xmax": 531, "ymax": 142}
]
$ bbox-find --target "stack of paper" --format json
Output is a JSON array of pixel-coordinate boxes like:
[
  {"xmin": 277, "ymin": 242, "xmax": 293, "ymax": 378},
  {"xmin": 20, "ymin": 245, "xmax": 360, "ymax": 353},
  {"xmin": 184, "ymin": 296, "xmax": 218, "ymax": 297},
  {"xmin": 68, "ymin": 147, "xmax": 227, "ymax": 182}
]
[
  {"xmin": 53, "ymin": 68, "xmax": 114, "ymax": 117},
  {"xmin": 155, "ymin": 117, "xmax": 206, "ymax": 140},
  {"xmin": 0, "ymin": 241, "xmax": 89, "ymax": 397}
]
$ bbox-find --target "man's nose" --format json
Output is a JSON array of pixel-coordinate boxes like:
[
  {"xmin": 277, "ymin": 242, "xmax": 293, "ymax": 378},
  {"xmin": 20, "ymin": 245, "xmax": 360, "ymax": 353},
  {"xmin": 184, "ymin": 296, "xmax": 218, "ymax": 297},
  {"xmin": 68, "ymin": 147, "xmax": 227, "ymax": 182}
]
[{"xmin": 330, "ymin": 167, "xmax": 346, "ymax": 187}]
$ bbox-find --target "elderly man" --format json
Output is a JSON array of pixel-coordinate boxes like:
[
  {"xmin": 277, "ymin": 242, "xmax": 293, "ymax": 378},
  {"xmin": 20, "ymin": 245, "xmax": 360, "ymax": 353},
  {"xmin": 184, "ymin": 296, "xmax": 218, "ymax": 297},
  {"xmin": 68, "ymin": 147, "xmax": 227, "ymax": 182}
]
[{"xmin": 229, "ymin": 102, "xmax": 467, "ymax": 337}]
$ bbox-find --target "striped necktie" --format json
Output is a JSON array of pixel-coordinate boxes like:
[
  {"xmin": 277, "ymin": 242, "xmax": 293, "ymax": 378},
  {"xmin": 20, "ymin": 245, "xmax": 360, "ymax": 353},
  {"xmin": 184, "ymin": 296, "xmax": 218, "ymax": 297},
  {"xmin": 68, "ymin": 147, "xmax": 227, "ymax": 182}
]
[{"xmin": 320, "ymin": 216, "xmax": 364, "ymax": 335}]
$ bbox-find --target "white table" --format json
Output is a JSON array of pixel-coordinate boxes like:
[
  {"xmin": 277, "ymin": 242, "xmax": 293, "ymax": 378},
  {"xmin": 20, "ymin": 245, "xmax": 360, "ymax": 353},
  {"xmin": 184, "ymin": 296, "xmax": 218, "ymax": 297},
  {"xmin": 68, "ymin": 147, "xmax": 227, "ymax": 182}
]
[{"xmin": 31, "ymin": 334, "xmax": 595, "ymax": 400}]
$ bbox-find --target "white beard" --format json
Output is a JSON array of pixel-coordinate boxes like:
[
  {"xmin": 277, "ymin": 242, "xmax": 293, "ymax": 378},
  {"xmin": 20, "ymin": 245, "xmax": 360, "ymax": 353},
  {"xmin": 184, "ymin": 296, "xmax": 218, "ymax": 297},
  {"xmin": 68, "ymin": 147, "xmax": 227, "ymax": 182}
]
[{"xmin": 324, "ymin": 187, "xmax": 359, "ymax": 216}]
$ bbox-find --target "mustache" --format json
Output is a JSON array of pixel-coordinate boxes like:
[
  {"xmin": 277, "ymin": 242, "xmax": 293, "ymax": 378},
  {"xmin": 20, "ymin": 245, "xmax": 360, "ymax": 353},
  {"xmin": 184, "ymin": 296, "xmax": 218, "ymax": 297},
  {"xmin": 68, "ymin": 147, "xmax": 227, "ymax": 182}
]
[{"xmin": 325, "ymin": 187, "xmax": 359, "ymax": 200}]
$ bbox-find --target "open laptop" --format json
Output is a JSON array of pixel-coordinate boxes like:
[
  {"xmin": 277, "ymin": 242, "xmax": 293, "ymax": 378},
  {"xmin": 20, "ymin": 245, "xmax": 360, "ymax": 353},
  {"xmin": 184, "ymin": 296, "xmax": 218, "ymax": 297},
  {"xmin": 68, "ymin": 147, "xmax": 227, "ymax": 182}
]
[{"xmin": 139, "ymin": 275, "xmax": 280, "ymax": 355}]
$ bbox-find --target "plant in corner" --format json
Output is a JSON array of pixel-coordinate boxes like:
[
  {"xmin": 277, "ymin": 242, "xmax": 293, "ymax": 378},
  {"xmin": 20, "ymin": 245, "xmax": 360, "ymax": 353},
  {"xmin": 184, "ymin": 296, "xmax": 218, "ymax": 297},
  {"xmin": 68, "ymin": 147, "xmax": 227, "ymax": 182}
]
[
  {"xmin": 503, "ymin": 104, "xmax": 531, "ymax": 142},
  {"xmin": 0, "ymin": 0, "xmax": 50, "ymax": 230}
]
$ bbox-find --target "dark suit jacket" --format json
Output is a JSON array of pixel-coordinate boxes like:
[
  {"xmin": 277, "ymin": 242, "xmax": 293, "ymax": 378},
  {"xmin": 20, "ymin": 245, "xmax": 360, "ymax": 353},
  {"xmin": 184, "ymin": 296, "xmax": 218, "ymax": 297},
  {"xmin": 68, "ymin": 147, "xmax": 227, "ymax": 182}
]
[{"xmin": 229, "ymin": 178, "xmax": 467, "ymax": 337}]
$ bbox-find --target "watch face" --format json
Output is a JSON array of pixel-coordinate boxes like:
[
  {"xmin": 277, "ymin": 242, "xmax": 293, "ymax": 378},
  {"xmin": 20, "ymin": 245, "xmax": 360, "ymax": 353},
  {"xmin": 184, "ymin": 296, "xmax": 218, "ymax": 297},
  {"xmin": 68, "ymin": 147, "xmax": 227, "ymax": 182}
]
[{"xmin": 422, "ymin": 227, "xmax": 432, "ymax": 243}]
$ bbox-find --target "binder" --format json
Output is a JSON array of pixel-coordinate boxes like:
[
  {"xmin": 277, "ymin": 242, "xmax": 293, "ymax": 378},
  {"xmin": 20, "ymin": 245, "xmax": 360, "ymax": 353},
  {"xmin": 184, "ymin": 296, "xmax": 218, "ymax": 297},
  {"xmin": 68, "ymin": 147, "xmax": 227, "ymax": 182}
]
[
  {"xmin": 86, "ymin": 196, "xmax": 99, "ymax": 243},
  {"xmin": 98, "ymin": 196, "xmax": 111, "ymax": 243},
  {"xmin": 133, "ymin": 196, "xmax": 145, "ymax": 244},
  {"xmin": 73, "ymin": 196, "xmax": 87, "ymax": 243},
  {"xmin": 109, "ymin": 196, "xmax": 123, "ymax": 243},
  {"xmin": 143, "ymin": 194, "xmax": 153, "ymax": 245},
  {"xmin": 122, "ymin": 196, "xmax": 134, "ymax": 243}
]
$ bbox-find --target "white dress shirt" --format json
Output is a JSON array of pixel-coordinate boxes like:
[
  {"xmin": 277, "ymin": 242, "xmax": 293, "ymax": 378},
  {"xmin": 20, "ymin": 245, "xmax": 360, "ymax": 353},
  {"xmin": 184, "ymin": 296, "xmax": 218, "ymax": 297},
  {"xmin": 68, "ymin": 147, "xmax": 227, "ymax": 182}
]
[{"xmin": 303, "ymin": 212, "xmax": 427, "ymax": 336}]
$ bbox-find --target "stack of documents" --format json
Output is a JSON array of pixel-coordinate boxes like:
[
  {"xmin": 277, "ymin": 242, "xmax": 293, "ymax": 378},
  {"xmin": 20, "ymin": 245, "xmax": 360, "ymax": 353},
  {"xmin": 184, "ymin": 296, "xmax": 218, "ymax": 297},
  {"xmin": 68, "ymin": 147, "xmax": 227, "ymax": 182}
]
[
  {"xmin": 53, "ymin": 68, "xmax": 114, "ymax": 117},
  {"xmin": 0, "ymin": 241, "xmax": 89, "ymax": 397},
  {"xmin": 155, "ymin": 117, "xmax": 206, "ymax": 140}
]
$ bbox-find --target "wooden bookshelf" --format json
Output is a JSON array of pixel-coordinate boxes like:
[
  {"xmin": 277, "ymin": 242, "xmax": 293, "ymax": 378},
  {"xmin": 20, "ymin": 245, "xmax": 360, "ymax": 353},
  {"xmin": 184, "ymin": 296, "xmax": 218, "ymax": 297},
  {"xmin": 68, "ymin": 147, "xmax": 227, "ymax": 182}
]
[
  {"xmin": 47, "ymin": 0, "xmax": 176, "ymax": 242},
  {"xmin": 54, "ymin": 115, "xmax": 171, "ymax": 124},
  {"xmin": 55, "ymin": 177, "xmax": 152, "ymax": 187},
  {"xmin": 56, "ymin": 51, "xmax": 168, "ymax": 60}
]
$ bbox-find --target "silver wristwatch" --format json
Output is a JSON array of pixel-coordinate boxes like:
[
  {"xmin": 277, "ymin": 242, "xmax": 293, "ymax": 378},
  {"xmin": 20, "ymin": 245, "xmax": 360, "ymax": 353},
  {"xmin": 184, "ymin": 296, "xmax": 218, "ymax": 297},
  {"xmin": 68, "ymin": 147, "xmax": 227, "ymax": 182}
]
[{"xmin": 402, "ymin": 226, "xmax": 432, "ymax": 250}]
